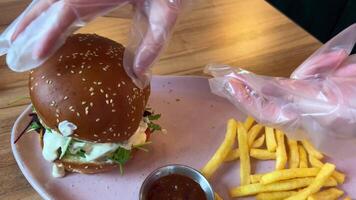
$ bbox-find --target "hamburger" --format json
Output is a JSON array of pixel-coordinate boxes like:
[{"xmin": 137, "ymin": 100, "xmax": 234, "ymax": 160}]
[{"xmin": 19, "ymin": 34, "xmax": 161, "ymax": 177}]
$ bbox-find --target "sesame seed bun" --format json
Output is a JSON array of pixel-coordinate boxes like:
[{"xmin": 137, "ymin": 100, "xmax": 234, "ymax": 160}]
[{"xmin": 29, "ymin": 34, "xmax": 150, "ymax": 143}]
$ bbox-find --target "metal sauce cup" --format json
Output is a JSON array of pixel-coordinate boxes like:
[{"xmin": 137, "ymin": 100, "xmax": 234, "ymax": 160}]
[{"xmin": 139, "ymin": 164, "xmax": 215, "ymax": 200}]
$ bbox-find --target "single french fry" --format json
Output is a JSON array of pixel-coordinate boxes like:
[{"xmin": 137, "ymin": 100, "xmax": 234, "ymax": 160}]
[
  {"xmin": 256, "ymin": 191, "xmax": 298, "ymax": 200},
  {"xmin": 260, "ymin": 168, "xmax": 320, "ymax": 184},
  {"xmin": 308, "ymin": 155, "xmax": 345, "ymax": 184},
  {"xmin": 275, "ymin": 130, "xmax": 287, "ymax": 170},
  {"xmin": 288, "ymin": 139, "xmax": 299, "ymax": 168},
  {"xmin": 215, "ymin": 192, "xmax": 223, "ymax": 200},
  {"xmin": 299, "ymin": 144, "xmax": 308, "ymax": 168},
  {"xmin": 224, "ymin": 148, "xmax": 240, "ymax": 162},
  {"xmin": 307, "ymin": 188, "xmax": 344, "ymax": 200},
  {"xmin": 250, "ymin": 174, "xmax": 263, "ymax": 183},
  {"xmin": 285, "ymin": 163, "xmax": 335, "ymax": 200},
  {"xmin": 252, "ymin": 134, "xmax": 265, "ymax": 148},
  {"xmin": 250, "ymin": 149, "xmax": 275, "ymax": 160},
  {"xmin": 230, "ymin": 177, "xmax": 337, "ymax": 197},
  {"xmin": 265, "ymin": 127, "xmax": 277, "ymax": 152},
  {"xmin": 201, "ymin": 119, "xmax": 237, "ymax": 179},
  {"xmin": 301, "ymin": 140, "xmax": 323, "ymax": 160},
  {"xmin": 248, "ymin": 124, "xmax": 263, "ymax": 147},
  {"xmin": 238, "ymin": 122, "xmax": 251, "ymax": 185},
  {"xmin": 244, "ymin": 116, "xmax": 255, "ymax": 131}
]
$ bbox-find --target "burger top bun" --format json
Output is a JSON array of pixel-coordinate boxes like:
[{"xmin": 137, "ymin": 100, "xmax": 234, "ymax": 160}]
[{"xmin": 29, "ymin": 34, "xmax": 150, "ymax": 143}]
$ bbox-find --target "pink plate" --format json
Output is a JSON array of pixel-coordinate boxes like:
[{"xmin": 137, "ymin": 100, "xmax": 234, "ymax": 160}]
[{"xmin": 11, "ymin": 76, "xmax": 356, "ymax": 200}]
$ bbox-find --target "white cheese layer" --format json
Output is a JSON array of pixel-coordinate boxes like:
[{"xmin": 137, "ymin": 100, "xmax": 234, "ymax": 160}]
[{"xmin": 42, "ymin": 120, "xmax": 148, "ymax": 163}]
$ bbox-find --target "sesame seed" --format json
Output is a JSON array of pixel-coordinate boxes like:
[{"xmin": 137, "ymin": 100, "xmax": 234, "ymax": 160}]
[
  {"xmin": 35, "ymin": 83, "xmax": 38, "ymax": 86},
  {"xmin": 110, "ymin": 99, "xmax": 113, "ymax": 103},
  {"xmin": 105, "ymin": 100, "xmax": 109, "ymax": 104},
  {"xmin": 121, "ymin": 81, "xmax": 126, "ymax": 85},
  {"xmin": 69, "ymin": 106, "xmax": 74, "ymax": 110},
  {"xmin": 55, "ymin": 113, "xmax": 60, "ymax": 118},
  {"xmin": 71, "ymin": 70, "xmax": 75, "ymax": 74},
  {"xmin": 94, "ymin": 134, "xmax": 99, "ymax": 137},
  {"xmin": 30, "ymin": 70, "xmax": 34, "ymax": 74},
  {"xmin": 97, "ymin": 82, "xmax": 102, "ymax": 85},
  {"xmin": 89, "ymin": 87, "xmax": 94, "ymax": 92},
  {"xmin": 41, "ymin": 75, "xmax": 45, "ymax": 79},
  {"xmin": 85, "ymin": 107, "xmax": 89, "ymax": 115},
  {"xmin": 79, "ymin": 70, "xmax": 83, "ymax": 74},
  {"xmin": 93, "ymin": 81, "xmax": 97, "ymax": 85},
  {"xmin": 76, "ymin": 112, "xmax": 80, "ymax": 117},
  {"xmin": 30, "ymin": 87, "xmax": 34, "ymax": 91},
  {"xmin": 82, "ymin": 78, "xmax": 86, "ymax": 82},
  {"xmin": 90, "ymin": 92, "xmax": 95, "ymax": 96},
  {"xmin": 96, "ymin": 118, "xmax": 100, "ymax": 122},
  {"xmin": 57, "ymin": 73, "xmax": 61, "ymax": 76},
  {"xmin": 82, "ymin": 101, "xmax": 86, "ymax": 105},
  {"xmin": 85, "ymin": 166, "xmax": 89, "ymax": 169},
  {"xmin": 112, "ymin": 109, "xmax": 116, "ymax": 112},
  {"xmin": 113, "ymin": 93, "xmax": 117, "ymax": 96},
  {"xmin": 117, "ymin": 83, "xmax": 121, "ymax": 88},
  {"xmin": 30, "ymin": 77, "xmax": 34, "ymax": 80},
  {"xmin": 56, "ymin": 119, "xmax": 60, "ymax": 123},
  {"xmin": 63, "ymin": 96, "xmax": 68, "ymax": 100},
  {"xmin": 100, "ymin": 89, "xmax": 104, "ymax": 93},
  {"xmin": 90, "ymin": 102, "xmax": 93, "ymax": 107},
  {"xmin": 105, "ymin": 94, "xmax": 109, "ymax": 98},
  {"xmin": 109, "ymin": 128, "xmax": 113, "ymax": 132}
]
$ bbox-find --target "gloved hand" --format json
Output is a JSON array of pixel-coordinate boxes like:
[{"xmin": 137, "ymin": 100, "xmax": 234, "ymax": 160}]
[
  {"xmin": 206, "ymin": 24, "xmax": 356, "ymax": 157},
  {"xmin": 0, "ymin": 0, "xmax": 184, "ymax": 88}
]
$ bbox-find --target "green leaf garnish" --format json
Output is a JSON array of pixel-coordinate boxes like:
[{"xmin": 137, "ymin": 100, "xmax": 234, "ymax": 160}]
[
  {"xmin": 148, "ymin": 123, "xmax": 162, "ymax": 132},
  {"xmin": 148, "ymin": 114, "xmax": 161, "ymax": 121},
  {"xmin": 109, "ymin": 147, "xmax": 132, "ymax": 174},
  {"xmin": 76, "ymin": 149, "xmax": 86, "ymax": 158}
]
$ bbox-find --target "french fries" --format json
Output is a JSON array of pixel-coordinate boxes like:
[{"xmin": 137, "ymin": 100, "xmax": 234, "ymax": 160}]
[
  {"xmin": 275, "ymin": 130, "xmax": 287, "ymax": 170},
  {"xmin": 238, "ymin": 122, "xmax": 251, "ymax": 185},
  {"xmin": 309, "ymin": 155, "xmax": 345, "ymax": 184},
  {"xmin": 250, "ymin": 174, "xmax": 263, "ymax": 184},
  {"xmin": 252, "ymin": 134, "xmax": 265, "ymax": 148},
  {"xmin": 298, "ymin": 144, "xmax": 308, "ymax": 168},
  {"xmin": 288, "ymin": 139, "xmax": 299, "ymax": 168},
  {"xmin": 244, "ymin": 116, "xmax": 255, "ymax": 131},
  {"xmin": 225, "ymin": 148, "xmax": 276, "ymax": 161},
  {"xmin": 201, "ymin": 119, "xmax": 237, "ymax": 179},
  {"xmin": 260, "ymin": 168, "xmax": 320, "ymax": 184},
  {"xmin": 230, "ymin": 177, "xmax": 337, "ymax": 197},
  {"xmin": 256, "ymin": 191, "xmax": 297, "ymax": 200},
  {"xmin": 250, "ymin": 149, "xmax": 275, "ymax": 160},
  {"xmin": 307, "ymin": 188, "xmax": 344, "ymax": 200},
  {"xmin": 301, "ymin": 140, "xmax": 323, "ymax": 160},
  {"xmin": 224, "ymin": 148, "xmax": 239, "ymax": 162},
  {"xmin": 285, "ymin": 163, "xmax": 335, "ymax": 200},
  {"xmin": 265, "ymin": 127, "xmax": 277, "ymax": 152},
  {"xmin": 248, "ymin": 124, "xmax": 263, "ymax": 147},
  {"xmin": 214, "ymin": 192, "xmax": 223, "ymax": 200},
  {"xmin": 202, "ymin": 117, "xmax": 350, "ymax": 200}
]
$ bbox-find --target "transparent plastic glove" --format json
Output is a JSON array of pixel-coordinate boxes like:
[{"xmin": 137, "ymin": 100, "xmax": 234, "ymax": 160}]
[
  {"xmin": 0, "ymin": 0, "xmax": 183, "ymax": 88},
  {"xmin": 206, "ymin": 24, "xmax": 356, "ymax": 157}
]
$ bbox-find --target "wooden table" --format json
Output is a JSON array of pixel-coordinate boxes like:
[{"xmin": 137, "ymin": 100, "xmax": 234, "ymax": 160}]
[{"xmin": 0, "ymin": 0, "xmax": 321, "ymax": 199}]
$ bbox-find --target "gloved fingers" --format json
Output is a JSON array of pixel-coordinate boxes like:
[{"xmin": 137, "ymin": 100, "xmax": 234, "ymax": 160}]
[
  {"xmin": 334, "ymin": 54, "xmax": 356, "ymax": 77},
  {"xmin": 11, "ymin": 0, "xmax": 55, "ymax": 42},
  {"xmin": 291, "ymin": 49, "xmax": 349, "ymax": 79},
  {"xmin": 291, "ymin": 23, "xmax": 356, "ymax": 79},
  {"xmin": 124, "ymin": 0, "xmax": 183, "ymax": 88}
]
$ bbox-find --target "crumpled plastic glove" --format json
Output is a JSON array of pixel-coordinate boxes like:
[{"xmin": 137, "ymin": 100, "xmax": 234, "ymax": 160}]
[
  {"xmin": 0, "ymin": 0, "xmax": 184, "ymax": 88},
  {"xmin": 206, "ymin": 24, "xmax": 356, "ymax": 157}
]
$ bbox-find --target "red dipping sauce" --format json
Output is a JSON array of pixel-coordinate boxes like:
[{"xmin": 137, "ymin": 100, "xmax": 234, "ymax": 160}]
[{"xmin": 146, "ymin": 174, "xmax": 207, "ymax": 200}]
